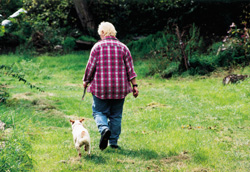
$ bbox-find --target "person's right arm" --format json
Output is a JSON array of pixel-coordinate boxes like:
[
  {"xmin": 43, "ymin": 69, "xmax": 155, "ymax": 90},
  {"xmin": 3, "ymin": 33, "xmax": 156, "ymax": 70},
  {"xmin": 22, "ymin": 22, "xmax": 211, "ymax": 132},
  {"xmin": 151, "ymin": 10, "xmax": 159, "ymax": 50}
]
[{"xmin": 82, "ymin": 47, "xmax": 97, "ymax": 88}]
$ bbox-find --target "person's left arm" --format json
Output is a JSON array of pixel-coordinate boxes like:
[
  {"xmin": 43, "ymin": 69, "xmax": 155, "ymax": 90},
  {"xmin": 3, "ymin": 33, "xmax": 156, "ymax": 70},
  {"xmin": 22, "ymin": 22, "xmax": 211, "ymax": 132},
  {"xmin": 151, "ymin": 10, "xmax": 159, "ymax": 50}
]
[
  {"xmin": 124, "ymin": 47, "xmax": 139, "ymax": 98},
  {"xmin": 123, "ymin": 47, "xmax": 137, "ymax": 81}
]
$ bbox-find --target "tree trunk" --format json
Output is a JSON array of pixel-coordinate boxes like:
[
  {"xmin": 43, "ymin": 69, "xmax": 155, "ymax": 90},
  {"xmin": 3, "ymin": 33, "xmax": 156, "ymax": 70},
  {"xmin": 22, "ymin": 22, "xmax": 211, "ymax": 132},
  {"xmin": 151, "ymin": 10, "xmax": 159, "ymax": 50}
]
[
  {"xmin": 73, "ymin": 0, "xmax": 95, "ymax": 33},
  {"xmin": 175, "ymin": 25, "xmax": 189, "ymax": 71}
]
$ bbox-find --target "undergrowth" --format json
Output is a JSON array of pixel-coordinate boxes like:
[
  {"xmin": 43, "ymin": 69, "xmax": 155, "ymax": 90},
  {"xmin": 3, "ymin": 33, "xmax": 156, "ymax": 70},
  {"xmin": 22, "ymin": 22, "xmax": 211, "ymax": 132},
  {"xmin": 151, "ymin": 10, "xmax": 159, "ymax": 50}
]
[
  {"xmin": 0, "ymin": 133, "xmax": 34, "ymax": 171},
  {"xmin": 128, "ymin": 24, "xmax": 250, "ymax": 78}
]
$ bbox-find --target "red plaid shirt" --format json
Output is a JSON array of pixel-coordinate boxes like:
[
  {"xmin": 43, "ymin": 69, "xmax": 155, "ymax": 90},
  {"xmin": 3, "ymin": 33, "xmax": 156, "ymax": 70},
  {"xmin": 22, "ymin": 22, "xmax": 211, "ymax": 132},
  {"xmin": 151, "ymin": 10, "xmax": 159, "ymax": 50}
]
[{"xmin": 83, "ymin": 36, "xmax": 137, "ymax": 99}]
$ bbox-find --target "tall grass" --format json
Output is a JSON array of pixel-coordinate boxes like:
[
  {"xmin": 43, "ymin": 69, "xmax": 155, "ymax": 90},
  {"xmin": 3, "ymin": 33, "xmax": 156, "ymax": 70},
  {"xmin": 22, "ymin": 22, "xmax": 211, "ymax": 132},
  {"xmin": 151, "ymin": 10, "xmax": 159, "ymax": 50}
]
[{"xmin": 1, "ymin": 53, "xmax": 250, "ymax": 171}]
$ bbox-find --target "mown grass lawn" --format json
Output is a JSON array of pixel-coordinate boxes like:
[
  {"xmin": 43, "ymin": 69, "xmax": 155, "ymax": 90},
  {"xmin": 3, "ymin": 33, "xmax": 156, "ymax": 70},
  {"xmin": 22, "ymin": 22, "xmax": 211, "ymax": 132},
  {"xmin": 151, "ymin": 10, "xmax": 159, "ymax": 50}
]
[{"xmin": 1, "ymin": 52, "xmax": 250, "ymax": 171}]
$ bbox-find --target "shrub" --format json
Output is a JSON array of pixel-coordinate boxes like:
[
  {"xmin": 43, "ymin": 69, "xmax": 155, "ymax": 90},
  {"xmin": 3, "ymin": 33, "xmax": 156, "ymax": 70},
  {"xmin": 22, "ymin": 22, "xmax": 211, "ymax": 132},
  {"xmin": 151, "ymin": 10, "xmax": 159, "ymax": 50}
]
[
  {"xmin": 78, "ymin": 35, "xmax": 97, "ymax": 42},
  {"xmin": 129, "ymin": 24, "xmax": 204, "ymax": 77},
  {"xmin": 189, "ymin": 55, "xmax": 218, "ymax": 75},
  {"xmin": 162, "ymin": 62, "xmax": 180, "ymax": 78},
  {"xmin": 217, "ymin": 22, "xmax": 250, "ymax": 67},
  {"xmin": 0, "ymin": 9, "xmax": 30, "ymax": 52},
  {"xmin": 63, "ymin": 37, "xmax": 76, "ymax": 52}
]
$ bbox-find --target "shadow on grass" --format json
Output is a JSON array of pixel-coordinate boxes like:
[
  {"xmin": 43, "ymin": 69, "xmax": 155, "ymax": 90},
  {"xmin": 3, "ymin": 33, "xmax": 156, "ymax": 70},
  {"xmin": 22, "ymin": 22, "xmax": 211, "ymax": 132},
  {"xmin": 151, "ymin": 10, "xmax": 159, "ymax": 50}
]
[
  {"xmin": 105, "ymin": 147, "xmax": 162, "ymax": 160},
  {"xmin": 82, "ymin": 147, "xmax": 162, "ymax": 164},
  {"xmin": 84, "ymin": 154, "xmax": 107, "ymax": 164}
]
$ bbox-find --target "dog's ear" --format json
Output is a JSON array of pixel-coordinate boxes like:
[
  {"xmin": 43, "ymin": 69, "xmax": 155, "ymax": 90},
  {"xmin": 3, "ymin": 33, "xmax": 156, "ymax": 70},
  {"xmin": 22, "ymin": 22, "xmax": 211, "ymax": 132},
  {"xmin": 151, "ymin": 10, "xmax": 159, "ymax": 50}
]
[
  {"xmin": 79, "ymin": 118, "xmax": 85, "ymax": 123},
  {"xmin": 70, "ymin": 119, "xmax": 75, "ymax": 124}
]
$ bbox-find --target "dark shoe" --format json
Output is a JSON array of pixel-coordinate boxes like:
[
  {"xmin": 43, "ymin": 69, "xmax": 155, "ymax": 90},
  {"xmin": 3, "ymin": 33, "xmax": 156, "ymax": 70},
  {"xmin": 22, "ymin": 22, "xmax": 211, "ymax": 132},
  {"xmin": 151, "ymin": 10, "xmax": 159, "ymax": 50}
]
[
  {"xmin": 110, "ymin": 145, "xmax": 121, "ymax": 149},
  {"xmin": 99, "ymin": 129, "xmax": 111, "ymax": 150}
]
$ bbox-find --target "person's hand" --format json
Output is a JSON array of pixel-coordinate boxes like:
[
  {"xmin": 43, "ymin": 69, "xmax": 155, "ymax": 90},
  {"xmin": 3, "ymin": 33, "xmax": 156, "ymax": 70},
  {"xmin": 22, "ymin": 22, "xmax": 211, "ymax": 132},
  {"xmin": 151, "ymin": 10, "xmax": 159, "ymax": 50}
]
[
  {"xmin": 133, "ymin": 87, "xmax": 139, "ymax": 98},
  {"xmin": 83, "ymin": 81, "xmax": 88, "ymax": 88}
]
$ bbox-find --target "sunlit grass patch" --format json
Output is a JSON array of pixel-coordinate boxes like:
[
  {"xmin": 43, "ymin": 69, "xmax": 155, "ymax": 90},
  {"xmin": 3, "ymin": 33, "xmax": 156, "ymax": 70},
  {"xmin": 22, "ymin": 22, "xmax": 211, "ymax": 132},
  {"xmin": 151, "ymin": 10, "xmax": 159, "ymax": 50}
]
[{"xmin": 1, "ymin": 54, "xmax": 250, "ymax": 171}]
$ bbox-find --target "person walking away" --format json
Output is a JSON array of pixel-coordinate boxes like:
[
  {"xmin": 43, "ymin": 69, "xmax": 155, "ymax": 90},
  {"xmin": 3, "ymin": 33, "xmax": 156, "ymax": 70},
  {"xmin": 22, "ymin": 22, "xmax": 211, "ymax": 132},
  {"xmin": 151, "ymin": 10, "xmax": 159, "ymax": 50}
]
[{"xmin": 82, "ymin": 21, "xmax": 139, "ymax": 150}]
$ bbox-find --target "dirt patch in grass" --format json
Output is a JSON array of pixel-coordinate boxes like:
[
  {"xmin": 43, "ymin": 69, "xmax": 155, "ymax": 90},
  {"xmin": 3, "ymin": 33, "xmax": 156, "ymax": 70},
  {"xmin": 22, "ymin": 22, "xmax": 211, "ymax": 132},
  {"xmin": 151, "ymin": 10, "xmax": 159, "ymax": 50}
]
[
  {"xmin": 12, "ymin": 92, "xmax": 34, "ymax": 101},
  {"xmin": 192, "ymin": 167, "xmax": 209, "ymax": 172},
  {"xmin": 31, "ymin": 99, "xmax": 56, "ymax": 111},
  {"xmin": 159, "ymin": 153, "xmax": 189, "ymax": 164},
  {"xmin": 145, "ymin": 102, "xmax": 172, "ymax": 109},
  {"xmin": 116, "ymin": 159, "xmax": 135, "ymax": 164},
  {"xmin": 144, "ymin": 152, "xmax": 190, "ymax": 171},
  {"xmin": 12, "ymin": 92, "xmax": 55, "ymax": 101}
]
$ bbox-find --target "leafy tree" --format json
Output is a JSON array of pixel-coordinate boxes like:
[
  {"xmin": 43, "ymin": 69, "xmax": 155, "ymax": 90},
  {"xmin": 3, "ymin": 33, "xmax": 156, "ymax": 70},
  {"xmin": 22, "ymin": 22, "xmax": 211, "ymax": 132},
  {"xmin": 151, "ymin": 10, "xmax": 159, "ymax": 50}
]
[{"xmin": 0, "ymin": 0, "xmax": 23, "ymax": 18}]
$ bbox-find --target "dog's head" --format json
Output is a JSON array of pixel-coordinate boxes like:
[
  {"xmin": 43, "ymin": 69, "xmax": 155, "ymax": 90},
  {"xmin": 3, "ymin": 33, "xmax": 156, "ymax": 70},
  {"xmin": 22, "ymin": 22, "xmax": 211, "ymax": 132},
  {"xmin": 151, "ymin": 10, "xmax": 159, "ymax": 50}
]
[{"xmin": 70, "ymin": 118, "xmax": 84, "ymax": 129}]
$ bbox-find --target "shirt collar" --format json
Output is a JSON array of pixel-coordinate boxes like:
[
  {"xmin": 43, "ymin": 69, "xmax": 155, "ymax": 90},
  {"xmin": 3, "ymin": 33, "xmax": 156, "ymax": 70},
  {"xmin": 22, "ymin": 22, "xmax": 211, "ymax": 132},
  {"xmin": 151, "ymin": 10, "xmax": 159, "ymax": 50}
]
[{"xmin": 103, "ymin": 36, "xmax": 117, "ymax": 40}]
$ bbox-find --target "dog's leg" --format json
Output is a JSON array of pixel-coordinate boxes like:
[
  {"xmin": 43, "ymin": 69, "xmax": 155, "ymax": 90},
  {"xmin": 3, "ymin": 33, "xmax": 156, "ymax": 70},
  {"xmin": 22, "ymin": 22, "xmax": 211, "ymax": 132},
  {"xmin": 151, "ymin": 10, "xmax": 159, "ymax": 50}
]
[
  {"xmin": 75, "ymin": 144, "xmax": 81, "ymax": 158},
  {"xmin": 85, "ymin": 143, "xmax": 91, "ymax": 155}
]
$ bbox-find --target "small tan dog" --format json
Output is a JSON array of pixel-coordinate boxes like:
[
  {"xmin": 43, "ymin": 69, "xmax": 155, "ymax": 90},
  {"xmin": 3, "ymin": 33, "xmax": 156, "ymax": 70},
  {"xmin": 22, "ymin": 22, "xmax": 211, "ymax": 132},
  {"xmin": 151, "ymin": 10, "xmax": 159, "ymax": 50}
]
[{"xmin": 70, "ymin": 118, "xmax": 91, "ymax": 157}]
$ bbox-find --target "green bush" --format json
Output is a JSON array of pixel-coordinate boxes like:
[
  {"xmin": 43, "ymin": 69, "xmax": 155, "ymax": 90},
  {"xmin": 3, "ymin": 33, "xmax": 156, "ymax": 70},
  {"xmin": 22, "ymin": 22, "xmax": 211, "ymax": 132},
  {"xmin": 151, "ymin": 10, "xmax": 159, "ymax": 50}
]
[
  {"xmin": 128, "ymin": 31, "xmax": 175, "ymax": 59},
  {"xmin": 78, "ymin": 35, "xmax": 97, "ymax": 42},
  {"xmin": 129, "ymin": 25, "xmax": 204, "ymax": 77},
  {"xmin": 63, "ymin": 37, "xmax": 76, "ymax": 52},
  {"xmin": 216, "ymin": 22, "xmax": 250, "ymax": 67},
  {"xmin": 189, "ymin": 55, "xmax": 218, "ymax": 75},
  {"xmin": 162, "ymin": 62, "xmax": 180, "ymax": 78}
]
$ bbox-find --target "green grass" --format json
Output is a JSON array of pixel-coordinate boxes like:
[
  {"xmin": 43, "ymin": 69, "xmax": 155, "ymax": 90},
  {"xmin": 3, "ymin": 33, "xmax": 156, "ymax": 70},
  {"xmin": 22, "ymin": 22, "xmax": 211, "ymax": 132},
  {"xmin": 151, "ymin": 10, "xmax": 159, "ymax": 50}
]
[{"xmin": 1, "ymin": 52, "xmax": 250, "ymax": 171}]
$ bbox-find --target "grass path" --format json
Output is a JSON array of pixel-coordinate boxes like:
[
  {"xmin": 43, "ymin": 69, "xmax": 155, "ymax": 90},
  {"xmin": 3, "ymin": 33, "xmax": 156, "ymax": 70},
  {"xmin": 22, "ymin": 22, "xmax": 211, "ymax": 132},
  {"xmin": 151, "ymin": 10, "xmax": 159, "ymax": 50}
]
[{"xmin": 1, "ymin": 53, "xmax": 250, "ymax": 171}]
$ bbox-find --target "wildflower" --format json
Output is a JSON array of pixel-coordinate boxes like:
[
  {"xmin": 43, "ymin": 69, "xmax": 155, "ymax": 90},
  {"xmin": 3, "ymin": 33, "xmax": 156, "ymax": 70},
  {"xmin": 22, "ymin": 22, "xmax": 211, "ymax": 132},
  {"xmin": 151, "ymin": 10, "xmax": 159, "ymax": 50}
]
[
  {"xmin": 227, "ymin": 29, "xmax": 232, "ymax": 34},
  {"xmin": 230, "ymin": 22, "xmax": 236, "ymax": 28},
  {"xmin": 221, "ymin": 44, "xmax": 226, "ymax": 51},
  {"xmin": 223, "ymin": 36, "xmax": 228, "ymax": 42}
]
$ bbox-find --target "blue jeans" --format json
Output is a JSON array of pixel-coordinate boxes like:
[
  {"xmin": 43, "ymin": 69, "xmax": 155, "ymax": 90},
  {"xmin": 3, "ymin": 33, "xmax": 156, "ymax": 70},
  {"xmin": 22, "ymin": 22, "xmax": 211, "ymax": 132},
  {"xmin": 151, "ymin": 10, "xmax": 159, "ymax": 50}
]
[{"xmin": 92, "ymin": 95, "xmax": 125, "ymax": 146}]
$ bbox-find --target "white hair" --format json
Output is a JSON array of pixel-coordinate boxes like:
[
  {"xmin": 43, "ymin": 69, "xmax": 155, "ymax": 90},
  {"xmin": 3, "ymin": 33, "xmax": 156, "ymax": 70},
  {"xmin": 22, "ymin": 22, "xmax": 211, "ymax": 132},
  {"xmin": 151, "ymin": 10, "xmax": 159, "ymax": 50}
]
[{"xmin": 98, "ymin": 21, "xmax": 117, "ymax": 37}]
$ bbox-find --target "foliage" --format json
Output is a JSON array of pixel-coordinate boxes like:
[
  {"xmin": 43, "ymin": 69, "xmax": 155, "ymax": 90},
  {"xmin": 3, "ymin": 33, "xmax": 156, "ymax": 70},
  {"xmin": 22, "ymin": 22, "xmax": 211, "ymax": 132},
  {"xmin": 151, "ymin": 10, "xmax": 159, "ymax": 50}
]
[
  {"xmin": 1, "ymin": 0, "xmax": 249, "ymax": 56},
  {"xmin": 63, "ymin": 37, "xmax": 76, "ymax": 52},
  {"xmin": 0, "ymin": 26, "xmax": 5, "ymax": 37},
  {"xmin": 0, "ymin": 0, "xmax": 23, "ymax": 17},
  {"xmin": 0, "ymin": 84, "xmax": 9, "ymax": 103},
  {"xmin": 22, "ymin": 0, "xmax": 74, "ymax": 29},
  {"xmin": 0, "ymin": 8, "xmax": 30, "ymax": 53},
  {"xmin": 217, "ymin": 22, "xmax": 250, "ymax": 66},
  {"xmin": 184, "ymin": 23, "xmax": 204, "ymax": 60},
  {"xmin": 0, "ymin": 0, "xmax": 78, "ymax": 53},
  {"xmin": 129, "ymin": 24, "xmax": 204, "ymax": 77},
  {"xmin": 21, "ymin": 0, "xmax": 75, "ymax": 51},
  {"xmin": 0, "ymin": 63, "xmax": 44, "ymax": 103},
  {"xmin": 89, "ymin": 0, "xmax": 195, "ymax": 37},
  {"xmin": 0, "ymin": 134, "xmax": 33, "ymax": 171},
  {"xmin": 188, "ymin": 55, "xmax": 218, "ymax": 75},
  {"xmin": 78, "ymin": 35, "xmax": 97, "ymax": 42}
]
